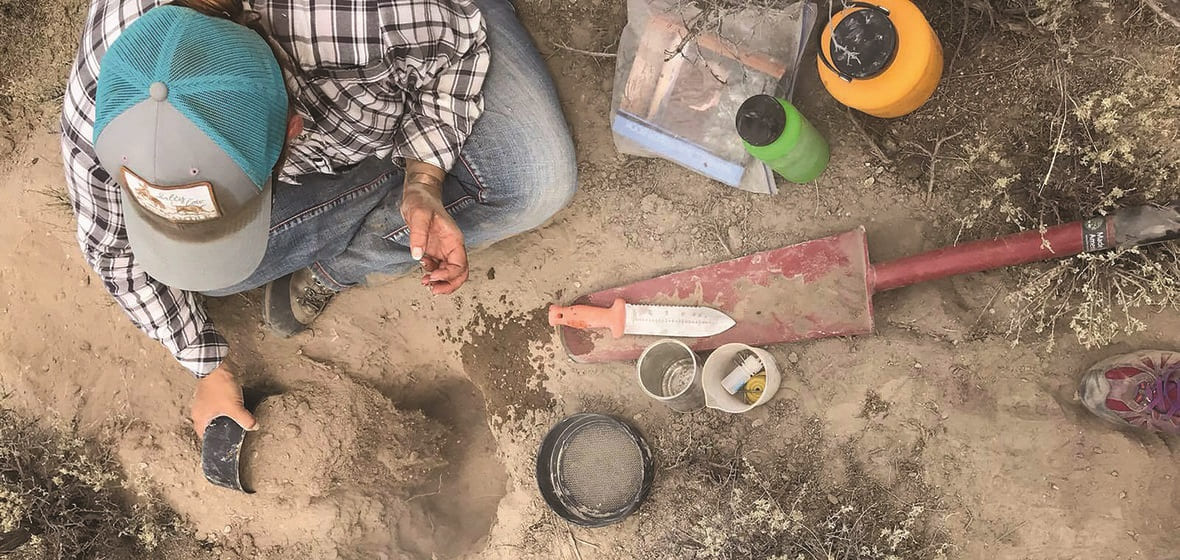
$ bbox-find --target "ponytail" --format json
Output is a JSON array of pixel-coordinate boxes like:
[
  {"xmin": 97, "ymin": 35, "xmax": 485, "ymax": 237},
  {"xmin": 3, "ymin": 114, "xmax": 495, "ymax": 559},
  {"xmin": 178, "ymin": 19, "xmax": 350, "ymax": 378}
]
[{"xmin": 171, "ymin": 0, "xmax": 250, "ymax": 24}]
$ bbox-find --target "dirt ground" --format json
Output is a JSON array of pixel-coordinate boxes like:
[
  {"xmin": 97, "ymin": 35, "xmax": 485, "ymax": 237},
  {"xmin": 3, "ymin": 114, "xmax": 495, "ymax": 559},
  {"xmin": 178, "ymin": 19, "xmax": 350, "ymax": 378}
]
[{"xmin": 1, "ymin": 0, "xmax": 1179, "ymax": 558}]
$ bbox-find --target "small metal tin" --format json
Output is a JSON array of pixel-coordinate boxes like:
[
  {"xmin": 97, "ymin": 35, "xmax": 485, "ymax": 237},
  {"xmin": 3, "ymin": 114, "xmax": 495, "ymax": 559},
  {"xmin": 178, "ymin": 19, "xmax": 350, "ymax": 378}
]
[{"xmin": 636, "ymin": 339, "xmax": 704, "ymax": 412}]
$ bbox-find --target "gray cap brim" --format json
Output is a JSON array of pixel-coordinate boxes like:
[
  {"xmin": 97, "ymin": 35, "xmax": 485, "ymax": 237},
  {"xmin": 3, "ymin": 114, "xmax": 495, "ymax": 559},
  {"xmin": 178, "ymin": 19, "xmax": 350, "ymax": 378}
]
[
  {"xmin": 121, "ymin": 182, "xmax": 270, "ymax": 293},
  {"xmin": 95, "ymin": 98, "xmax": 272, "ymax": 293}
]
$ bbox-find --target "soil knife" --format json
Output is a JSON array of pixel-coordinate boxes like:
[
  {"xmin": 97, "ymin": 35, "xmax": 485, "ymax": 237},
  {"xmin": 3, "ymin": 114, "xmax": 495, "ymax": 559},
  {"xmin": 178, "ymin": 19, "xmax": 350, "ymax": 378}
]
[{"xmin": 547, "ymin": 298, "xmax": 736, "ymax": 338}]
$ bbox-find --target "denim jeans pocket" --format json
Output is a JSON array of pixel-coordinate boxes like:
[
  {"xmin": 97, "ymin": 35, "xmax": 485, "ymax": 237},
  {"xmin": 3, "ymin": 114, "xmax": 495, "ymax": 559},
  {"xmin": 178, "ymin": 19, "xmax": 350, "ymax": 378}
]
[{"xmin": 270, "ymin": 166, "xmax": 399, "ymax": 235}]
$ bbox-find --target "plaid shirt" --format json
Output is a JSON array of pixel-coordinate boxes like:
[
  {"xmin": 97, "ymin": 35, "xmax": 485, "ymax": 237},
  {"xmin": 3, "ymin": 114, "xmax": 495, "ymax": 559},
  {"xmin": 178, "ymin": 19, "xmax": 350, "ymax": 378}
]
[{"xmin": 60, "ymin": 0, "xmax": 489, "ymax": 375}]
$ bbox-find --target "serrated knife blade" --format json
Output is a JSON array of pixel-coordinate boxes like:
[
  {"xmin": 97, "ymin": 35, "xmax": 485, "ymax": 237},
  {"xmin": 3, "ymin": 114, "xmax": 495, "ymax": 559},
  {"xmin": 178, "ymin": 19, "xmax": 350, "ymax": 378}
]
[{"xmin": 622, "ymin": 303, "xmax": 735, "ymax": 337}]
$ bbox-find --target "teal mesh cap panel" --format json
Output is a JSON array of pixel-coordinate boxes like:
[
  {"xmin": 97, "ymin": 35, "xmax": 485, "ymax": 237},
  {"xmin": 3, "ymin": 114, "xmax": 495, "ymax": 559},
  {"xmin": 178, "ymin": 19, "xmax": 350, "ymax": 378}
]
[{"xmin": 94, "ymin": 5, "xmax": 288, "ymax": 188}]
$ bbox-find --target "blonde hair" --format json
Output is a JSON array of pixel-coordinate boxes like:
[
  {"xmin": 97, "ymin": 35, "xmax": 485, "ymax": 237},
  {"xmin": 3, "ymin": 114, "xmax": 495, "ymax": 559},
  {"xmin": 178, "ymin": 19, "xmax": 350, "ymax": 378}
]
[{"xmin": 171, "ymin": 0, "xmax": 248, "ymax": 22}]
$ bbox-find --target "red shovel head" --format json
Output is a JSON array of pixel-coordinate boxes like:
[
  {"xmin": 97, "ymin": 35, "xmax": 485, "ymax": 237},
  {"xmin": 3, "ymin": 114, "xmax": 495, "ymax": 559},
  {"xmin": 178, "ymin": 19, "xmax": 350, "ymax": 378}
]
[{"xmin": 558, "ymin": 228, "xmax": 875, "ymax": 363}]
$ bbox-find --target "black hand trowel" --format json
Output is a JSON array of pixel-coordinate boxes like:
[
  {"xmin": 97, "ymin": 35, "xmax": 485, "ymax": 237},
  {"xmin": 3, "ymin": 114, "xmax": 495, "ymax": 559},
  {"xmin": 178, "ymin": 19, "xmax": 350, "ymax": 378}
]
[{"xmin": 201, "ymin": 415, "xmax": 252, "ymax": 493}]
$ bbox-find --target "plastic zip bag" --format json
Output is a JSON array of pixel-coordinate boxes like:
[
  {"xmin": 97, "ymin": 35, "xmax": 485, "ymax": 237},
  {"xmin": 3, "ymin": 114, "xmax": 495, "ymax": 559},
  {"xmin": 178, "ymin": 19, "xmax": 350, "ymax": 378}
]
[{"xmin": 611, "ymin": 0, "xmax": 817, "ymax": 194}]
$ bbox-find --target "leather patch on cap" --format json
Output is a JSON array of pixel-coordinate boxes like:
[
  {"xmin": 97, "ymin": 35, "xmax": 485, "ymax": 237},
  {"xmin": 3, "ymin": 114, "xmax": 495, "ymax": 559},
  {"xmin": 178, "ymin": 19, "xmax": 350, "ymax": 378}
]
[{"xmin": 122, "ymin": 167, "xmax": 222, "ymax": 223}]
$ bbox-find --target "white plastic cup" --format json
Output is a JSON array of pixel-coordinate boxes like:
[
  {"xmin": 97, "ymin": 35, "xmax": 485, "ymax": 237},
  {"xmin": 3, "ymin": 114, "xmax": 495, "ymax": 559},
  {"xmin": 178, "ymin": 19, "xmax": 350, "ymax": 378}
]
[
  {"xmin": 701, "ymin": 343, "xmax": 780, "ymax": 413},
  {"xmin": 637, "ymin": 339, "xmax": 704, "ymax": 413}
]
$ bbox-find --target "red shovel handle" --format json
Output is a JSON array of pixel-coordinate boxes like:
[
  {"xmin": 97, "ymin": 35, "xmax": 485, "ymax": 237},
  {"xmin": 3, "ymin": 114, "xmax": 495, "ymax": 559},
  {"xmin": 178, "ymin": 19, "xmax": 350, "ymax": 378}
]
[
  {"xmin": 548, "ymin": 298, "xmax": 627, "ymax": 338},
  {"xmin": 872, "ymin": 203, "xmax": 1180, "ymax": 293}
]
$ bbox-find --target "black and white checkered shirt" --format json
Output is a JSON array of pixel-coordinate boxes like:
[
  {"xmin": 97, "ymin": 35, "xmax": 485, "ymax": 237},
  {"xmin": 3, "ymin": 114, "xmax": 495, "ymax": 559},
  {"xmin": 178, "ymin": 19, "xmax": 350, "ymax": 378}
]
[{"xmin": 60, "ymin": 0, "xmax": 489, "ymax": 375}]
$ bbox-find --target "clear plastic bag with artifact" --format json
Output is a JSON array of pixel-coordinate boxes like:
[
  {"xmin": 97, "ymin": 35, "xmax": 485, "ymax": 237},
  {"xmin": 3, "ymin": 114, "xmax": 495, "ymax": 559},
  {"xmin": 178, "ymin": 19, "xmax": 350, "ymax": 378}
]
[{"xmin": 611, "ymin": 0, "xmax": 817, "ymax": 193}]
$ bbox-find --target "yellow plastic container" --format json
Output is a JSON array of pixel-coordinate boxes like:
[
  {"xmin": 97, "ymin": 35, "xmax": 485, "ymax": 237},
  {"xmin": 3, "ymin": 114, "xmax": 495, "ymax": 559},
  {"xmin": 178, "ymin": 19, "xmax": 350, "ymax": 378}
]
[{"xmin": 817, "ymin": 0, "xmax": 943, "ymax": 118}]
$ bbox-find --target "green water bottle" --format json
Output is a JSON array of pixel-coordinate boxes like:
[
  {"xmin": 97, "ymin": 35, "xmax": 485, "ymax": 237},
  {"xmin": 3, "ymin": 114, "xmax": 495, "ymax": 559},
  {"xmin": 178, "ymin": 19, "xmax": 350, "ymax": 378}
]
[{"xmin": 735, "ymin": 95, "xmax": 830, "ymax": 184}]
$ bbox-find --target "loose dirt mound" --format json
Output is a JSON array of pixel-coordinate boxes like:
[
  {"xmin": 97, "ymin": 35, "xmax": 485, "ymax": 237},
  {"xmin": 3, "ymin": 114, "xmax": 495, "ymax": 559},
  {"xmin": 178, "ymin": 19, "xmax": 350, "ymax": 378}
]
[
  {"xmin": 243, "ymin": 380, "xmax": 445, "ymax": 497},
  {"xmin": 118, "ymin": 376, "xmax": 449, "ymax": 559}
]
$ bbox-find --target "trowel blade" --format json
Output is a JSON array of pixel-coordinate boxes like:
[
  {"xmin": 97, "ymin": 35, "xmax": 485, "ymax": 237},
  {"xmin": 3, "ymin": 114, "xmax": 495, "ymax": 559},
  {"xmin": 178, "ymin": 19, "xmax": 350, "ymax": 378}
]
[
  {"xmin": 201, "ymin": 416, "xmax": 252, "ymax": 493},
  {"xmin": 623, "ymin": 304, "xmax": 736, "ymax": 338}
]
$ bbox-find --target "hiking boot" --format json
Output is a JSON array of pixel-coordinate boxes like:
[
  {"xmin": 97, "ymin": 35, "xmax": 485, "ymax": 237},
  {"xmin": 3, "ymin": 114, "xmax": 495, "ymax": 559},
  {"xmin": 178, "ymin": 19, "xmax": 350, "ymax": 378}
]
[
  {"xmin": 263, "ymin": 268, "xmax": 338, "ymax": 337},
  {"xmin": 1078, "ymin": 350, "xmax": 1180, "ymax": 434}
]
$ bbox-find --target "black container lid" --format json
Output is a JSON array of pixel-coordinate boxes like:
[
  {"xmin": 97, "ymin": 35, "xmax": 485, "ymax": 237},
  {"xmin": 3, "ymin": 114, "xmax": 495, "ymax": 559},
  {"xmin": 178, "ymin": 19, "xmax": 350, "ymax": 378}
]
[
  {"xmin": 830, "ymin": 5, "xmax": 898, "ymax": 79},
  {"xmin": 735, "ymin": 94, "xmax": 786, "ymax": 147}
]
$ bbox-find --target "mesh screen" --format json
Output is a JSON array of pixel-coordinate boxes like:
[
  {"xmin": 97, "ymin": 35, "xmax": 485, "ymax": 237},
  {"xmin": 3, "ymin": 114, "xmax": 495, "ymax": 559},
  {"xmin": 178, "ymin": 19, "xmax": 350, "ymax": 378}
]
[
  {"xmin": 557, "ymin": 422, "xmax": 644, "ymax": 513},
  {"xmin": 94, "ymin": 5, "xmax": 288, "ymax": 187}
]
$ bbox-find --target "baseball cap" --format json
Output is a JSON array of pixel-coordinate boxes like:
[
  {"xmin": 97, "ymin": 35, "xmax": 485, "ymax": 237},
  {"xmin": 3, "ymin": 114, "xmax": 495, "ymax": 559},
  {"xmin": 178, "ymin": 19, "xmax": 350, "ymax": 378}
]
[{"xmin": 92, "ymin": 5, "xmax": 289, "ymax": 292}]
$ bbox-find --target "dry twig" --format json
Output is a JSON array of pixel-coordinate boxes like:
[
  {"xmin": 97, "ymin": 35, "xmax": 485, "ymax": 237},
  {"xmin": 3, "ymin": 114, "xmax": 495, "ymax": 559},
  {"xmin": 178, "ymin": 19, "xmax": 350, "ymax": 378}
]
[
  {"xmin": 1143, "ymin": 0, "xmax": 1180, "ymax": 29},
  {"xmin": 908, "ymin": 131, "xmax": 965, "ymax": 200},
  {"xmin": 1039, "ymin": 61, "xmax": 1069, "ymax": 195},
  {"xmin": 406, "ymin": 473, "xmax": 444, "ymax": 502},
  {"xmin": 844, "ymin": 108, "xmax": 892, "ymax": 165},
  {"xmin": 552, "ymin": 41, "xmax": 617, "ymax": 58},
  {"xmin": 567, "ymin": 527, "xmax": 583, "ymax": 560}
]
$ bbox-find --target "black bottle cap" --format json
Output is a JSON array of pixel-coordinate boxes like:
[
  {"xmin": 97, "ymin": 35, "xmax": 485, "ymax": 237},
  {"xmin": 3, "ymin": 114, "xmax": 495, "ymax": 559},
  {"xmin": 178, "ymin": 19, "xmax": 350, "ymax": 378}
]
[
  {"xmin": 735, "ymin": 94, "xmax": 786, "ymax": 147},
  {"xmin": 830, "ymin": 5, "xmax": 898, "ymax": 79}
]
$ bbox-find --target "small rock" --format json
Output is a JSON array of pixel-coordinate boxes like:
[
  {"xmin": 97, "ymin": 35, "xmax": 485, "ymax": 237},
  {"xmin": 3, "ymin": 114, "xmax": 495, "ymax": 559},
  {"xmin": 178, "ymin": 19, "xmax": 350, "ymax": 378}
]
[
  {"xmin": 79, "ymin": 341, "xmax": 91, "ymax": 352},
  {"xmin": 913, "ymin": 362, "xmax": 924, "ymax": 370},
  {"xmin": 727, "ymin": 225, "xmax": 743, "ymax": 250},
  {"xmin": 222, "ymin": 525, "xmax": 232, "ymax": 534},
  {"xmin": 574, "ymin": 281, "xmax": 582, "ymax": 289},
  {"xmin": 1110, "ymin": 470, "xmax": 1119, "ymax": 478},
  {"xmin": 863, "ymin": 177, "xmax": 876, "ymax": 186},
  {"xmin": 639, "ymin": 193, "xmax": 661, "ymax": 214},
  {"xmin": 1050, "ymin": 483, "xmax": 1059, "ymax": 490},
  {"xmin": 486, "ymin": 267, "xmax": 496, "ymax": 280},
  {"xmin": 1120, "ymin": 491, "xmax": 1128, "ymax": 499},
  {"xmin": 787, "ymin": 352, "xmax": 799, "ymax": 364}
]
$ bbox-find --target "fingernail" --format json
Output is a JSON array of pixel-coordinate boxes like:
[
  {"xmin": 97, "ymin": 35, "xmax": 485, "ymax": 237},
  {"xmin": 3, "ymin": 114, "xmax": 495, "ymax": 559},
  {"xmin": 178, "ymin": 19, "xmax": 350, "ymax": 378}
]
[{"xmin": 411, "ymin": 247, "xmax": 423, "ymax": 260}]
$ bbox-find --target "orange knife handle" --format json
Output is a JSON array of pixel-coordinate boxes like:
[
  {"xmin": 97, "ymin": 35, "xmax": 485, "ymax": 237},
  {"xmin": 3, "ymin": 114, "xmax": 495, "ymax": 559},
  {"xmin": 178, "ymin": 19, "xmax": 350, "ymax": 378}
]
[{"xmin": 547, "ymin": 298, "xmax": 627, "ymax": 339}]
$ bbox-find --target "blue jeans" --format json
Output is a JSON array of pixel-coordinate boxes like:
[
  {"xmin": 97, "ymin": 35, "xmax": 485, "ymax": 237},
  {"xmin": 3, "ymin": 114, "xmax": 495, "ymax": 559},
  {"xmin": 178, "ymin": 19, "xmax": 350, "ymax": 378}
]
[{"xmin": 207, "ymin": 0, "xmax": 576, "ymax": 295}]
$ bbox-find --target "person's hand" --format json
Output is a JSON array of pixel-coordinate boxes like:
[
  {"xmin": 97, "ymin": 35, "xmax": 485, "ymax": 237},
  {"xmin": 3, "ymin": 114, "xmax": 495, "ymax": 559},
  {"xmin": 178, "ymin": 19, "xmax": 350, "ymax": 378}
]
[
  {"xmin": 191, "ymin": 364, "xmax": 256, "ymax": 439},
  {"xmin": 400, "ymin": 160, "xmax": 468, "ymax": 295}
]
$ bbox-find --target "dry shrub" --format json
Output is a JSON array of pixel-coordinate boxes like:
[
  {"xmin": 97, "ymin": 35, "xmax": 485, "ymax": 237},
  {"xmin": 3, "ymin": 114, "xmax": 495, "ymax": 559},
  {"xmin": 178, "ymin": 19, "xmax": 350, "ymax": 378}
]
[
  {"xmin": 980, "ymin": 0, "xmax": 1118, "ymax": 30},
  {"xmin": 638, "ymin": 415, "xmax": 951, "ymax": 560},
  {"xmin": 0, "ymin": 409, "xmax": 192, "ymax": 559},
  {"xmin": 949, "ymin": 11, "xmax": 1180, "ymax": 349}
]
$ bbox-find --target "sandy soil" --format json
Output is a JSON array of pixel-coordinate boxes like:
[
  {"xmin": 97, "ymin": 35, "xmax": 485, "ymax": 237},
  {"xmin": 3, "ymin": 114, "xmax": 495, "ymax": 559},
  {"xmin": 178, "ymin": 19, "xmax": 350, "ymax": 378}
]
[{"xmin": 1, "ymin": 0, "xmax": 1179, "ymax": 558}]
